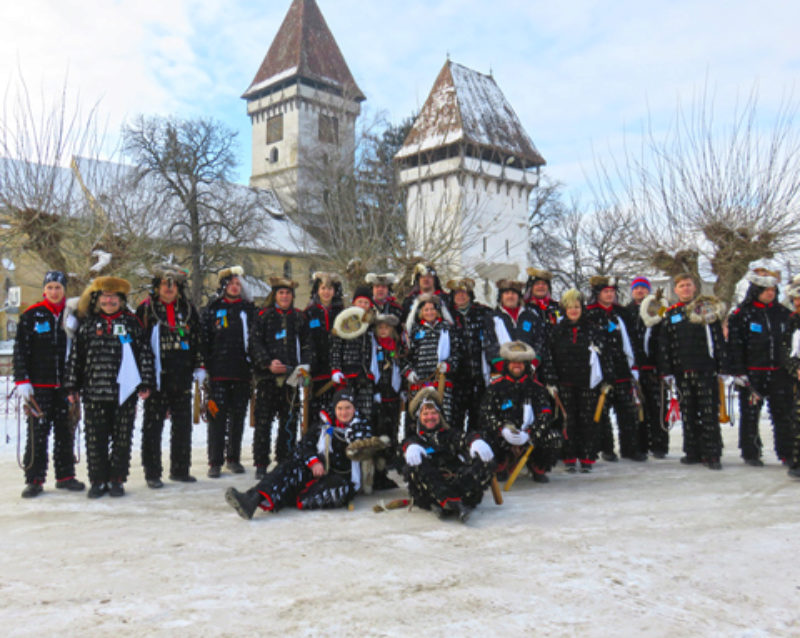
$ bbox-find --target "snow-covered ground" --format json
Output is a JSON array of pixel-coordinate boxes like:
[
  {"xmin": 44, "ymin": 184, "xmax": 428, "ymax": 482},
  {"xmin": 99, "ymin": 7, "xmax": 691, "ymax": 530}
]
[{"xmin": 0, "ymin": 382, "xmax": 798, "ymax": 637}]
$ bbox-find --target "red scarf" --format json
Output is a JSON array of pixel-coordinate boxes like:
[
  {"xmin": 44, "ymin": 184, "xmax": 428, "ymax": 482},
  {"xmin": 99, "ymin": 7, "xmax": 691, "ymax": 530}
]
[
  {"xmin": 164, "ymin": 301, "xmax": 176, "ymax": 328},
  {"xmin": 42, "ymin": 297, "xmax": 66, "ymax": 316},
  {"xmin": 377, "ymin": 336, "xmax": 396, "ymax": 351},
  {"xmin": 503, "ymin": 305, "xmax": 521, "ymax": 322}
]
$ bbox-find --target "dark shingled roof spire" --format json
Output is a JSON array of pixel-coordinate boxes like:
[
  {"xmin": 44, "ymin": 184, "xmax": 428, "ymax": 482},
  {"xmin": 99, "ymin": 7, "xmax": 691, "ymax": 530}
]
[{"xmin": 242, "ymin": 0, "xmax": 365, "ymax": 101}]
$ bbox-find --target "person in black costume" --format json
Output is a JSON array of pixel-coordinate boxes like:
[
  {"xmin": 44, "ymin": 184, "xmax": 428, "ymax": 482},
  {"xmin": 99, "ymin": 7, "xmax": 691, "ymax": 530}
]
[{"xmin": 224, "ymin": 389, "xmax": 372, "ymax": 519}]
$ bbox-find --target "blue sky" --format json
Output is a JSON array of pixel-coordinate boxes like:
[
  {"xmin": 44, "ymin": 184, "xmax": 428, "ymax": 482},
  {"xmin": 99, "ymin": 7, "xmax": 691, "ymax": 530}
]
[{"xmin": 2, "ymin": 0, "xmax": 798, "ymax": 202}]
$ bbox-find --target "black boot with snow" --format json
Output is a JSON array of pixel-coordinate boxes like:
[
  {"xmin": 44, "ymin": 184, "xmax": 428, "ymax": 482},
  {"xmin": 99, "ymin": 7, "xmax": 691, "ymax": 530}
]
[{"xmin": 225, "ymin": 488, "xmax": 262, "ymax": 520}]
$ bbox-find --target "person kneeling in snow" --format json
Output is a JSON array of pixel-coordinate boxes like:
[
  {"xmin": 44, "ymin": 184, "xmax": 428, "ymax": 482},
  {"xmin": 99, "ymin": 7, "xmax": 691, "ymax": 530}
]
[
  {"xmin": 225, "ymin": 389, "xmax": 379, "ymax": 519},
  {"xmin": 402, "ymin": 387, "xmax": 495, "ymax": 523}
]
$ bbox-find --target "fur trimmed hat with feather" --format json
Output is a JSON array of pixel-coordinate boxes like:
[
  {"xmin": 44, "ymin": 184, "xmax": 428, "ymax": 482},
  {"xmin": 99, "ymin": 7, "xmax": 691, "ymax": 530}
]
[
  {"xmin": 365, "ymin": 272, "xmax": 398, "ymax": 287},
  {"xmin": 589, "ymin": 275, "xmax": 618, "ymax": 294},
  {"xmin": 77, "ymin": 276, "xmax": 132, "ymax": 318},
  {"xmin": 746, "ymin": 267, "xmax": 781, "ymax": 288},
  {"xmin": 408, "ymin": 386, "xmax": 448, "ymax": 427},
  {"xmin": 445, "ymin": 277, "xmax": 475, "ymax": 293},
  {"xmin": 785, "ymin": 274, "xmax": 800, "ymax": 300}
]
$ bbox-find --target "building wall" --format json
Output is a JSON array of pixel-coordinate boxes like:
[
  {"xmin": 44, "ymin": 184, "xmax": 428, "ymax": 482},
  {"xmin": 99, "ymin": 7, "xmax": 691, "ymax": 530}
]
[{"xmin": 400, "ymin": 155, "xmax": 536, "ymax": 303}]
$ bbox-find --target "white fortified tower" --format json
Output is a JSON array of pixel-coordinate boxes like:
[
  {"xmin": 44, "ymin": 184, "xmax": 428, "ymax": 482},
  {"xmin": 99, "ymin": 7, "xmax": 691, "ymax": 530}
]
[
  {"xmin": 394, "ymin": 60, "xmax": 545, "ymax": 301},
  {"xmin": 242, "ymin": 0, "xmax": 365, "ymax": 211}
]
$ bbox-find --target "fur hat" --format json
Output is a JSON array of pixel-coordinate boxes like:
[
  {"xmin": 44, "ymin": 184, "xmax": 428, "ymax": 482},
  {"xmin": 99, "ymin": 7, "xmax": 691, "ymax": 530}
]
[
  {"xmin": 785, "ymin": 275, "xmax": 800, "ymax": 300},
  {"xmin": 746, "ymin": 267, "xmax": 781, "ymax": 288},
  {"xmin": 640, "ymin": 290, "xmax": 667, "ymax": 327},
  {"xmin": 332, "ymin": 306, "xmax": 372, "ymax": 340},
  {"xmin": 374, "ymin": 313, "xmax": 400, "ymax": 327},
  {"xmin": 559, "ymin": 288, "xmax": 583, "ymax": 309},
  {"xmin": 526, "ymin": 267, "xmax": 553, "ymax": 282},
  {"xmin": 151, "ymin": 263, "xmax": 188, "ymax": 293},
  {"xmin": 311, "ymin": 271, "xmax": 341, "ymax": 288},
  {"xmin": 77, "ymin": 276, "xmax": 131, "ymax": 318},
  {"xmin": 365, "ymin": 272, "xmax": 398, "ymax": 287},
  {"xmin": 408, "ymin": 387, "xmax": 447, "ymax": 427},
  {"xmin": 445, "ymin": 277, "xmax": 475, "ymax": 293},
  {"xmin": 218, "ymin": 266, "xmax": 244, "ymax": 286},
  {"xmin": 589, "ymin": 275, "xmax": 618, "ymax": 292},
  {"xmin": 411, "ymin": 262, "xmax": 438, "ymax": 285},
  {"xmin": 43, "ymin": 270, "xmax": 67, "ymax": 288},
  {"xmin": 268, "ymin": 276, "xmax": 298, "ymax": 291},
  {"xmin": 686, "ymin": 295, "xmax": 726, "ymax": 324},
  {"xmin": 496, "ymin": 279, "xmax": 524, "ymax": 294},
  {"xmin": 499, "ymin": 340, "xmax": 537, "ymax": 363}
]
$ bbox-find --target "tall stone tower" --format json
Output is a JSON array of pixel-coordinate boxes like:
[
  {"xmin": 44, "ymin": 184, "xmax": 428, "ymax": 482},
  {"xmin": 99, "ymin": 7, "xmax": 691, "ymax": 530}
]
[
  {"xmin": 242, "ymin": 0, "xmax": 365, "ymax": 211},
  {"xmin": 394, "ymin": 60, "xmax": 545, "ymax": 301}
]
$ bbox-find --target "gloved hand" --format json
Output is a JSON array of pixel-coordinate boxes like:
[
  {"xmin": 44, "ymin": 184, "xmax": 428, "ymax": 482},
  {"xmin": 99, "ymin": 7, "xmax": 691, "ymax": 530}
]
[
  {"xmin": 406, "ymin": 370, "xmax": 419, "ymax": 385},
  {"xmin": 501, "ymin": 426, "xmax": 530, "ymax": 446},
  {"xmin": 373, "ymin": 392, "xmax": 381, "ymax": 404},
  {"xmin": 733, "ymin": 375, "xmax": 749, "ymax": 387},
  {"xmin": 546, "ymin": 385, "xmax": 558, "ymax": 398},
  {"xmin": 193, "ymin": 368, "xmax": 207, "ymax": 384},
  {"xmin": 331, "ymin": 371, "xmax": 345, "ymax": 385},
  {"xmin": 404, "ymin": 443, "xmax": 427, "ymax": 466},
  {"xmin": 436, "ymin": 361, "xmax": 449, "ymax": 374},
  {"xmin": 469, "ymin": 439, "xmax": 494, "ymax": 462},
  {"xmin": 631, "ymin": 369, "xmax": 640, "ymax": 381},
  {"xmin": 16, "ymin": 382, "xmax": 34, "ymax": 401},
  {"xmin": 662, "ymin": 375, "xmax": 675, "ymax": 387}
]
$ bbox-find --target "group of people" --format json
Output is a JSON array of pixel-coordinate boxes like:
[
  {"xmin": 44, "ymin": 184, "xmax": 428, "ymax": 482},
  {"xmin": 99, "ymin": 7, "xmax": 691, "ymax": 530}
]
[{"xmin": 12, "ymin": 260, "xmax": 800, "ymax": 523}]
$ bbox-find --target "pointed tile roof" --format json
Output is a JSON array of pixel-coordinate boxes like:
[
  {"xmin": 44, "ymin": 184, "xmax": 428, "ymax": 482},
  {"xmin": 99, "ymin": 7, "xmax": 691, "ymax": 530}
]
[
  {"xmin": 395, "ymin": 60, "xmax": 545, "ymax": 166},
  {"xmin": 243, "ymin": 0, "xmax": 364, "ymax": 101}
]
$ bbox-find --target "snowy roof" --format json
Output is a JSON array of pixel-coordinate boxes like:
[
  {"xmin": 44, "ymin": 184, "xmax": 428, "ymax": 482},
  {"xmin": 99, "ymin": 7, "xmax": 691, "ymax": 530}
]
[
  {"xmin": 242, "ymin": 0, "xmax": 365, "ymax": 101},
  {"xmin": 395, "ymin": 60, "xmax": 545, "ymax": 166}
]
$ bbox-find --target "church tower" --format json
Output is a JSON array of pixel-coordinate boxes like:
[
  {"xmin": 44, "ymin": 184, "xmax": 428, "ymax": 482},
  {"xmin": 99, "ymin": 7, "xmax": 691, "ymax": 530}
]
[
  {"xmin": 394, "ymin": 60, "xmax": 545, "ymax": 300},
  {"xmin": 242, "ymin": 0, "xmax": 365, "ymax": 210}
]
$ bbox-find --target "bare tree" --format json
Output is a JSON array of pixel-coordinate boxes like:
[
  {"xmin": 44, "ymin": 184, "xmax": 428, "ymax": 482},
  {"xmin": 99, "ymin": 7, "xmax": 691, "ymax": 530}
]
[
  {"xmin": 122, "ymin": 115, "xmax": 276, "ymax": 304},
  {"xmin": 591, "ymin": 87, "xmax": 800, "ymax": 303},
  {"xmin": 0, "ymin": 70, "xmax": 110, "ymax": 287}
]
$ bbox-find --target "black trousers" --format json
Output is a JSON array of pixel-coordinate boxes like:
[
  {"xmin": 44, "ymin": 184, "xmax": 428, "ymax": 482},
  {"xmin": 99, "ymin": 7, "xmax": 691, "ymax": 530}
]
[
  {"xmin": 404, "ymin": 458, "xmax": 493, "ymax": 510},
  {"xmin": 451, "ymin": 375, "xmax": 486, "ymax": 432},
  {"xmin": 639, "ymin": 369, "xmax": 669, "ymax": 455},
  {"xmin": 247, "ymin": 460, "xmax": 354, "ymax": 512},
  {"xmin": 253, "ymin": 377, "xmax": 297, "ymax": 467},
  {"xmin": 559, "ymin": 383, "xmax": 601, "ymax": 462},
  {"xmin": 598, "ymin": 380, "xmax": 642, "ymax": 458},
  {"xmin": 83, "ymin": 396, "xmax": 138, "ymax": 485},
  {"xmin": 22, "ymin": 387, "xmax": 77, "ymax": 484},
  {"xmin": 676, "ymin": 371, "xmax": 722, "ymax": 460},
  {"xmin": 207, "ymin": 379, "xmax": 250, "ymax": 467},
  {"xmin": 738, "ymin": 369, "xmax": 793, "ymax": 461},
  {"xmin": 141, "ymin": 377, "xmax": 193, "ymax": 479}
]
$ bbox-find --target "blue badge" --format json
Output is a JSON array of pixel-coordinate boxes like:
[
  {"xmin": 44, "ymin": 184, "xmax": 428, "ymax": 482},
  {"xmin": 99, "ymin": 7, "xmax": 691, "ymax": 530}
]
[
  {"xmin": 501, "ymin": 399, "xmax": 513, "ymax": 410},
  {"xmin": 275, "ymin": 329, "xmax": 286, "ymax": 340},
  {"xmin": 424, "ymin": 446, "xmax": 435, "ymax": 455},
  {"xmin": 216, "ymin": 309, "xmax": 227, "ymax": 318},
  {"xmin": 415, "ymin": 330, "xmax": 425, "ymax": 340},
  {"xmin": 522, "ymin": 321, "xmax": 532, "ymax": 332},
  {"xmin": 670, "ymin": 314, "xmax": 684, "ymax": 324},
  {"xmin": 377, "ymin": 351, "xmax": 384, "ymax": 361},
  {"xmin": 118, "ymin": 334, "xmax": 132, "ymax": 345},
  {"xmin": 608, "ymin": 320, "xmax": 617, "ymax": 332},
  {"xmin": 309, "ymin": 318, "xmax": 321, "ymax": 329},
  {"xmin": 34, "ymin": 321, "xmax": 51, "ymax": 334},
  {"xmin": 749, "ymin": 323, "xmax": 763, "ymax": 333},
  {"xmin": 180, "ymin": 341, "xmax": 189, "ymax": 350}
]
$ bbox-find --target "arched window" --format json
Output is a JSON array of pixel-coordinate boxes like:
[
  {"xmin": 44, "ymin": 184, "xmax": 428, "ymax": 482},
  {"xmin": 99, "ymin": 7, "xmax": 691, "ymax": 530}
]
[{"xmin": 270, "ymin": 147, "xmax": 279, "ymax": 163}]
